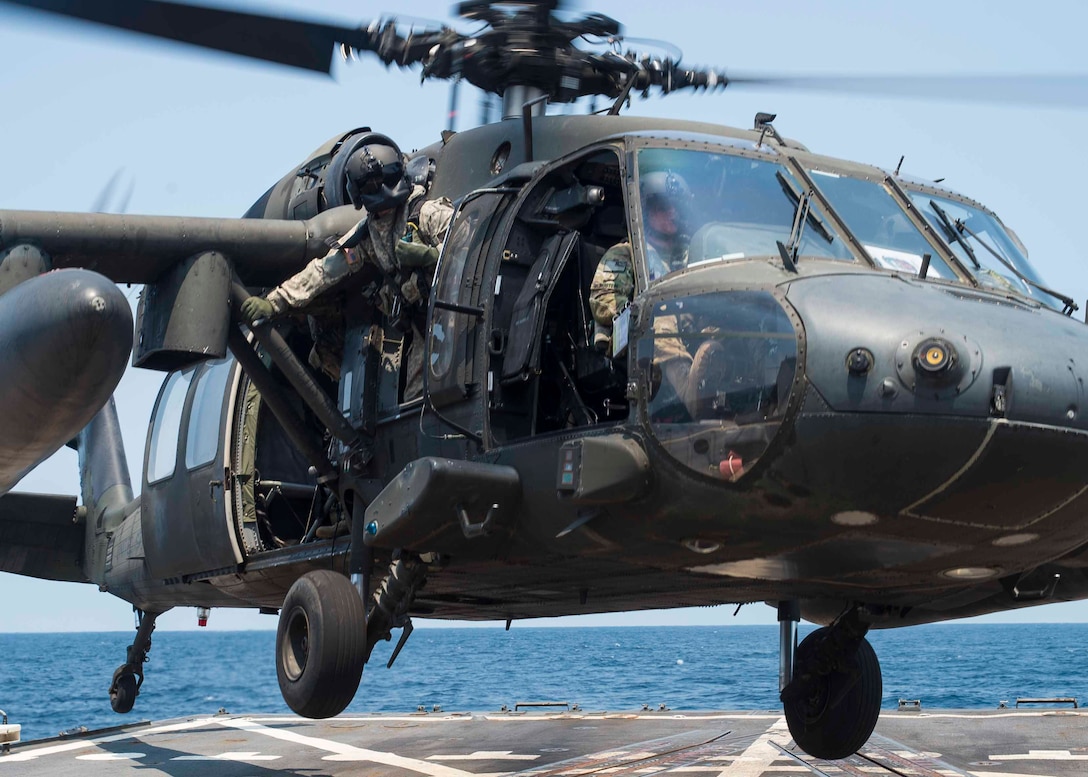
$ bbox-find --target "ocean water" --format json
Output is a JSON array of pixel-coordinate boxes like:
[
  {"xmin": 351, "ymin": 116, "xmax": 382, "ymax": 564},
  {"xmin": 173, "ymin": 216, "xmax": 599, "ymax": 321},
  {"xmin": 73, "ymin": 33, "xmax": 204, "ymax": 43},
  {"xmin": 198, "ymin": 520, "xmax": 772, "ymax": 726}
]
[{"xmin": 1, "ymin": 623, "xmax": 1086, "ymax": 742}]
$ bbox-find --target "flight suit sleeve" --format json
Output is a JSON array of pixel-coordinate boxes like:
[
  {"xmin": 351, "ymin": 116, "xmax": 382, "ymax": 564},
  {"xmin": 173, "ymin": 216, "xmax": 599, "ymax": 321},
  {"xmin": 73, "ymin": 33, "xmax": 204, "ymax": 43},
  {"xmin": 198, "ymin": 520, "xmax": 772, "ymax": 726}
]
[
  {"xmin": 265, "ymin": 246, "xmax": 364, "ymax": 313},
  {"xmin": 417, "ymin": 197, "xmax": 455, "ymax": 253},
  {"xmin": 589, "ymin": 242, "xmax": 635, "ymax": 327}
]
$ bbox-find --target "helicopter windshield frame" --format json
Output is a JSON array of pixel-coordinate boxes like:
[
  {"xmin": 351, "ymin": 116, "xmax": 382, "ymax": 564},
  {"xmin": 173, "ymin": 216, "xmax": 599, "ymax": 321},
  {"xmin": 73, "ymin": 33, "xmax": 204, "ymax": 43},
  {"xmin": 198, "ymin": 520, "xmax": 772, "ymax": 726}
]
[
  {"xmin": 624, "ymin": 137, "xmax": 862, "ymax": 288},
  {"xmin": 799, "ymin": 164, "xmax": 969, "ymax": 283},
  {"xmin": 898, "ymin": 178, "xmax": 1059, "ymax": 309}
]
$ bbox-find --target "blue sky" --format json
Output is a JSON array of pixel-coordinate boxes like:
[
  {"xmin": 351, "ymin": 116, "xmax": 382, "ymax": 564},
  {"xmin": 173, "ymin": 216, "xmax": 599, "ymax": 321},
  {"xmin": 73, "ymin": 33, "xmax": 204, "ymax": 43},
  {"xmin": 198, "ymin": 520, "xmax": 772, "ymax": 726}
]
[{"xmin": 3, "ymin": 0, "xmax": 1088, "ymax": 631}]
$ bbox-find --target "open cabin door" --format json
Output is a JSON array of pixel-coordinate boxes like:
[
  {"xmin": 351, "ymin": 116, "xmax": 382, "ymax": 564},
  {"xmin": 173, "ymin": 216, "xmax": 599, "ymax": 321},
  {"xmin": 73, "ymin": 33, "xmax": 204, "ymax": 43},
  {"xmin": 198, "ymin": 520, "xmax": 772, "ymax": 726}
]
[
  {"xmin": 425, "ymin": 189, "xmax": 513, "ymax": 441},
  {"xmin": 487, "ymin": 145, "xmax": 631, "ymax": 442}
]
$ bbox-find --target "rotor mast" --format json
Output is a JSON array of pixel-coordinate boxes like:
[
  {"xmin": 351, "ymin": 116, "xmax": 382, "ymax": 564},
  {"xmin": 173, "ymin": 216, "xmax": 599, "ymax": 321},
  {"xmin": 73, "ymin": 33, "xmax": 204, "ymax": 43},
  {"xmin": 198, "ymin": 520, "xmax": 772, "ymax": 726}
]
[{"xmin": 351, "ymin": 1, "xmax": 730, "ymax": 121}]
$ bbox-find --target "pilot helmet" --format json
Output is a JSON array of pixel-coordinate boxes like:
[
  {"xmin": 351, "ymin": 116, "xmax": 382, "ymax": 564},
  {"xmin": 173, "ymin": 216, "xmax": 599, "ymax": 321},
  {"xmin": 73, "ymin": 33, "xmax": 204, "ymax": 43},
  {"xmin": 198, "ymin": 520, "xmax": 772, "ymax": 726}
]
[
  {"xmin": 641, "ymin": 170, "xmax": 692, "ymax": 267},
  {"xmin": 641, "ymin": 169, "xmax": 691, "ymax": 231},
  {"xmin": 343, "ymin": 135, "xmax": 411, "ymax": 213}
]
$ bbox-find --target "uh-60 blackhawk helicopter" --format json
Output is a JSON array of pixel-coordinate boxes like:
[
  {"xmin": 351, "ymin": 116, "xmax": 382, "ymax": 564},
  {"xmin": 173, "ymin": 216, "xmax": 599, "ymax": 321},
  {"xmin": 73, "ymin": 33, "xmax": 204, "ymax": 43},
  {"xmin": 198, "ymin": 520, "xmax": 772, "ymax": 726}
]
[{"xmin": 2, "ymin": 0, "xmax": 1088, "ymax": 761}]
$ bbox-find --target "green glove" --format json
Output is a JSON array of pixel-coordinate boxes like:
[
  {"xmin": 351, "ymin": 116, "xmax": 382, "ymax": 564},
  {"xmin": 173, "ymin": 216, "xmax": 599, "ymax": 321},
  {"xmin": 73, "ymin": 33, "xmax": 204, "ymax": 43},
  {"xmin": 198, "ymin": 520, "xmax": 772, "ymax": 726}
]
[
  {"xmin": 395, "ymin": 239, "xmax": 439, "ymax": 268},
  {"xmin": 240, "ymin": 295, "xmax": 274, "ymax": 324}
]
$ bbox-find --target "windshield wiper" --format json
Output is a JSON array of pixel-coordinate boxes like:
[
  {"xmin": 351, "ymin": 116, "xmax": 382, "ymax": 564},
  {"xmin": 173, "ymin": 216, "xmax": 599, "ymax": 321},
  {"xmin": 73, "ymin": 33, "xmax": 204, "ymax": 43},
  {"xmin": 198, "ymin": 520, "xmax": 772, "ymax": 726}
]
[
  {"xmin": 776, "ymin": 171, "xmax": 834, "ymax": 245},
  {"xmin": 929, "ymin": 199, "xmax": 981, "ymax": 269},
  {"xmin": 953, "ymin": 218, "xmax": 1079, "ymax": 315}
]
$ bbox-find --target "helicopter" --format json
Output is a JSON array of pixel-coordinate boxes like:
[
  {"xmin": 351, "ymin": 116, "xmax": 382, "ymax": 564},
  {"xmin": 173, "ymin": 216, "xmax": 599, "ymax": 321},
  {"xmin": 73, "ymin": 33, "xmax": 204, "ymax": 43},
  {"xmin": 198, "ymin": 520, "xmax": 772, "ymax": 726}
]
[{"xmin": 3, "ymin": 0, "xmax": 1088, "ymax": 763}]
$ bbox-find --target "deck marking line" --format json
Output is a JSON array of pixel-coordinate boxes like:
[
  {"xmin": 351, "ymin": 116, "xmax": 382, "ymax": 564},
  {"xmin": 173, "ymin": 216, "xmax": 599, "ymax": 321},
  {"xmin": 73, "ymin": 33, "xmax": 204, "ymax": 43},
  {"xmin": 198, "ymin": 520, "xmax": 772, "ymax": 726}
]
[
  {"xmin": 970, "ymin": 771, "xmax": 1060, "ymax": 777},
  {"xmin": 989, "ymin": 750, "xmax": 1088, "ymax": 760},
  {"xmin": 657, "ymin": 768, "xmax": 812, "ymax": 773},
  {"xmin": 482, "ymin": 714, "xmax": 765, "ymax": 722},
  {"xmin": 429, "ymin": 750, "xmax": 540, "ymax": 761},
  {"xmin": 717, "ymin": 716, "xmax": 788, "ymax": 777},
  {"xmin": 246, "ymin": 715, "xmax": 475, "ymax": 724},
  {"xmin": 0, "ymin": 717, "xmax": 219, "ymax": 762},
  {"xmin": 217, "ymin": 716, "xmax": 477, "ymax": 776},
  {"xmin": 76, "ymin": 752, "xmax": 146, "ymax": 761},
  {"xmin": 885, "ymin": 711, "xmax": 1088, "ymax": 720},
  {"xmin": 171, "ymin": 751, "xmax": 281, "ymax": 761}
]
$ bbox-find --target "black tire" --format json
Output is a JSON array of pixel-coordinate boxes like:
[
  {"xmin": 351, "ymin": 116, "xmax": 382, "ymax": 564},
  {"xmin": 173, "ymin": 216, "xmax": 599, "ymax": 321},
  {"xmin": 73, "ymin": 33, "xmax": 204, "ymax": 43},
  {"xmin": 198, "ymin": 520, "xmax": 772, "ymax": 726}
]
[
  {"xmin": 110, "ymin": 673, "xmax": 138, "ymax": 714},
  {"xmin": 276, "ymin": 570, "xmax": 367, "ymax": 718},
  {"xmin": 783, "ymin": 628, "xmax": 882, "ymax": 760}
]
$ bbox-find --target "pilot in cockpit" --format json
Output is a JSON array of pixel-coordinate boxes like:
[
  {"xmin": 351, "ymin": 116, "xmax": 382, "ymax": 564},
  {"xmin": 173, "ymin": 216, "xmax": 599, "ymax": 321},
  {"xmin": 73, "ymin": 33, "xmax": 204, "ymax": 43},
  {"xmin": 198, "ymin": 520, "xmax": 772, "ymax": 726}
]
[
  {"xmin": 589, "ymin": 169, "xmax": 692, "ymax": 353},
  {"xmin": 588, "ymin": 170, "xmax": 699, "ymax": 405}
]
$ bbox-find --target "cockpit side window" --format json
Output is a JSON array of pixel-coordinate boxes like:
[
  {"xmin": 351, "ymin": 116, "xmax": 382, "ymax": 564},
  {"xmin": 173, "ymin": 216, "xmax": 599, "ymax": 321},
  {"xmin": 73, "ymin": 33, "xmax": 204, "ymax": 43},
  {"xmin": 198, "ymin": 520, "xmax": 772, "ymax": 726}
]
[
  {"xmin": 185, "ymin": 357, "xmax": 235, "ymax": 470},
  {"xmin": 643, "ymin": 290, "xmax": 799, "ymax": 482},
  {"xmin": 147, "ymin": 369, "xmax": 194, "ymax": 483}
]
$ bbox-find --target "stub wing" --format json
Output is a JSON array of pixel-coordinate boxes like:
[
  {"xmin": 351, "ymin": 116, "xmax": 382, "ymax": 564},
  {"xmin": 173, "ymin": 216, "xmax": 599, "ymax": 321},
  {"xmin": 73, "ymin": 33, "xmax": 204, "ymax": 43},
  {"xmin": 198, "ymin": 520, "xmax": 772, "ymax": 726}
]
[{"xmin": 0, "ymin": 492, "xmax": 86, "ymax": 583}]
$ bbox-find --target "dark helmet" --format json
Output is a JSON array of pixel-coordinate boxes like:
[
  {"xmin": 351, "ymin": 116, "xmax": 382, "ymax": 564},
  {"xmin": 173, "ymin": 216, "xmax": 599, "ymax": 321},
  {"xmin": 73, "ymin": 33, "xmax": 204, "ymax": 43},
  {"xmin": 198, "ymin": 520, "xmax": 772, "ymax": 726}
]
[{"xmin": 343, "ymin": 135, "xmax": 411, "ymax": 212}]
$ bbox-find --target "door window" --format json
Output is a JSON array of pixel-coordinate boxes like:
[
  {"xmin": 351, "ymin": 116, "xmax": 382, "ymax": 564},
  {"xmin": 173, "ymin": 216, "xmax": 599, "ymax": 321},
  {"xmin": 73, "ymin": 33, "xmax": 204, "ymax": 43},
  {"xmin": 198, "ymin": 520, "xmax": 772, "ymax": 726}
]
[
  {"xmin": 147, "ymin": 370, "xmax": 193, "ymax": 483},
  {"xmin": 185, "ymin": 357, "xmax": 235, "ymax": 470},
  {"xmin": 427, "ymin": 192, "xmax": 506, "ymax": 407}
]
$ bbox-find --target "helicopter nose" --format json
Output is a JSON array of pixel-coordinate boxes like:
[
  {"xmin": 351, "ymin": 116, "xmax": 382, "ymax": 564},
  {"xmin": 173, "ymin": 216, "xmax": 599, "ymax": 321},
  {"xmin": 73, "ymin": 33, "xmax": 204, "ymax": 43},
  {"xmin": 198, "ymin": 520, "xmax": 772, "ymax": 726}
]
[
  {"xmin": 0, "ymin": 269, "xmax": 133, "ymax": 493},
  {"xmin": 788, "ymin": 274, "xmax": 1085, "ymax": 429},
  {"xmin": 776, "ymin": 273, "xmax": 1088, "ymax": 536}
]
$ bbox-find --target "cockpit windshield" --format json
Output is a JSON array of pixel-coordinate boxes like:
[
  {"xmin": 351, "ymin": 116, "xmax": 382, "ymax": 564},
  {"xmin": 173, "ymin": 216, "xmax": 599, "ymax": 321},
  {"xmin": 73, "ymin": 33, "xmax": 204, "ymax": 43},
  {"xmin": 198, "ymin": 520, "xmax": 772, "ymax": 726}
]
[
  {"xmin": 906, "ymin": 191, "xmax": 1052, "ymax": 305},
  {"xmin": 635, "ymin": 148, "xmax": 854, "ymax": 279},
  {"xmin": 806, "ymin": 170, "xmax": 959, "ymax": 280}
]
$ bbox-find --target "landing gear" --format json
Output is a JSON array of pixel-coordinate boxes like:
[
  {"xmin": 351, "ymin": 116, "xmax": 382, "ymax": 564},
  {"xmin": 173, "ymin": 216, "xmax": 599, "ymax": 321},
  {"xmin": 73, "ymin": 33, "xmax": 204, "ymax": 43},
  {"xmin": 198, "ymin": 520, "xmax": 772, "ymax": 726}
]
[
  {"xmin": 274, "ymin": 555, "xmax": 428, "ymax": 719},
  {"xmin": 780, "ymin": 610, "xmax": 882, "ymax": 760},
  {"xmin": 109, "ymin": 609, "xmax": 160, "ymax": 714},
  {"xmin": 275, "ymin": 569, "xmax": 367, "ymax": 718},
  {"xmin": 363, "ymin": 553, "xmax": 428, "ymax": 664}
]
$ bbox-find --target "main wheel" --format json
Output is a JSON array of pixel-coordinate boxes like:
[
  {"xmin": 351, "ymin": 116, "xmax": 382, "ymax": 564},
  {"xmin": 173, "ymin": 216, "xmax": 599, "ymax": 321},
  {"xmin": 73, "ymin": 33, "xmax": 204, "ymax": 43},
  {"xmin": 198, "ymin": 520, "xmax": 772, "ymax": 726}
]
[
  {"xmin": 276, "ymin": 570, "xmax": 367, "ymax": 718},
  {"xmin": 110, "ymin": 673, "xmax": 138, "ymax": 714},
  {"xmin": 783, "ymin": 627, "xmax": 882, "ymax": 760}
]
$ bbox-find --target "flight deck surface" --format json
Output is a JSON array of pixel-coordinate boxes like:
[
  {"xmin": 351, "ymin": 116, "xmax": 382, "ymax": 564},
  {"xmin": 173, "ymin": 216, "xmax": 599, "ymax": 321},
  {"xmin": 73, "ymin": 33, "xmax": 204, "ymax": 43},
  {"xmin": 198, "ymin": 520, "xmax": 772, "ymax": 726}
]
[{"xmin": 3, "ymin": 708, "xmax": 1086, "ymax": 777}]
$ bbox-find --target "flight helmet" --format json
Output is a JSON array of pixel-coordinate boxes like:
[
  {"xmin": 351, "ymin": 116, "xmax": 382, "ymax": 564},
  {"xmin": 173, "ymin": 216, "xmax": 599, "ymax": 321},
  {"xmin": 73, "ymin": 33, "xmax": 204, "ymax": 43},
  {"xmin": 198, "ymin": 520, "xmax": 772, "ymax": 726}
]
[
  {"xmin": 640, "ymin": 170, "xmax": 692, "ymax": 275},
  {"xmin": 343, "ymin": 135, "xmax": 411, "ymax": 213},
  {"xmin": 641, "ymin": 169, "xmax": 691, "ymax": 211}
]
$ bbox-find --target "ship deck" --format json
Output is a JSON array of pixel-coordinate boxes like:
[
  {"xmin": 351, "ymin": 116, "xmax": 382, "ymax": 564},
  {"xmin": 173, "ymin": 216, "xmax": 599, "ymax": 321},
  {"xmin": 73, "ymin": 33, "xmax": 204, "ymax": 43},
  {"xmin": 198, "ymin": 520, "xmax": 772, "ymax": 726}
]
[{"xmin": 3, "ymin": 707, "xmax": 1087, "ymax": 776}]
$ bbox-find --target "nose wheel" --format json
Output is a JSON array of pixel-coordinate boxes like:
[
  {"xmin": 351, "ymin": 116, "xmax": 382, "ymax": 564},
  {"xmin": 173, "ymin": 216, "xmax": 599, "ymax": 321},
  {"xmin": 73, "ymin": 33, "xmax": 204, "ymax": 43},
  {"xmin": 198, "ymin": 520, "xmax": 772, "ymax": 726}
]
[{"xmin": 780, "ymin": 614, "xmax": 883, "ymax": 760}]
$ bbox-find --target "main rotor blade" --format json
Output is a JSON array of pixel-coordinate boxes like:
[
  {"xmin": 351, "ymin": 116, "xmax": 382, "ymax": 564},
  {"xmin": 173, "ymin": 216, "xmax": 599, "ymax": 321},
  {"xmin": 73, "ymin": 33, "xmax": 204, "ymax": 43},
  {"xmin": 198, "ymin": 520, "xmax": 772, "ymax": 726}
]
[
  {"xmin": 723, "ymin": 73, "xmax": 1088, "ymax": 108},
  {"xmin": 0, "ymin": 0, "xmax": 372, "ymax": 73}
]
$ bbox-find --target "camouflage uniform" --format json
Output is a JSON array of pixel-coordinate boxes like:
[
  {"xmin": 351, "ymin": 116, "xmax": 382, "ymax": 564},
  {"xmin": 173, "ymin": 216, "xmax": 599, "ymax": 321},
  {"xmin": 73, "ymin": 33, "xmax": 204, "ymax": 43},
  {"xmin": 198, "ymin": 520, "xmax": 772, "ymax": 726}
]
[
  {"xmin": 589, "ymin": 238, "xmax": 694, "ymax": 410},
  {"xmin": 265, "ymin": 186, "xmax": 453, "ymax": 315},
  {"xmin": 589, "ymin": 239, "xmax": 684, "ymax": 357},
  {"xmin": 264, "ymin": 186, "xmax": 453, "ymax": 397}
]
